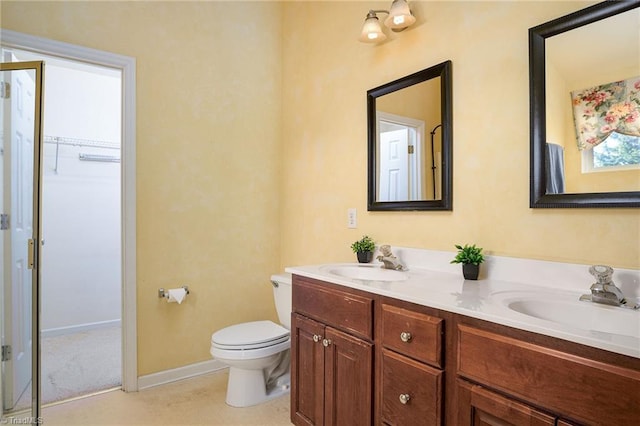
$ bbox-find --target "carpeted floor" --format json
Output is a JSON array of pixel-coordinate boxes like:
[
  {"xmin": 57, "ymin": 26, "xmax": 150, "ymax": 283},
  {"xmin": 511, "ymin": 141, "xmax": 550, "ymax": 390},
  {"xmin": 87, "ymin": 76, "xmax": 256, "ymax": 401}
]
[
  {"xmin": 9, "ymin": 326, "xmax": 121, "ymax": 413},
  {"xmin": 41, "ymin": 326, "xmax": 122, "ymax": 404}
]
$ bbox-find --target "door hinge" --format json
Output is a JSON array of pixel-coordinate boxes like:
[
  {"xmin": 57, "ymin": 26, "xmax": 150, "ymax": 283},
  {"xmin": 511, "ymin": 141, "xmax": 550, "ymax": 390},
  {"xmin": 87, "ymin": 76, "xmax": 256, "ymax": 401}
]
[
  {"xmin": 0, "ymin": 213, "xmax": 8, "ymax": 230},
  {"xmin": 0, "ymin": 82, "xmax": 10, "ymax": 99},
  {"xmin": 408, "ymin": 145, "xmax": 415, "ymax": 154},
  {"xmin": 2, "ymin": 345, "xmax": 11, "ymax": 361}
]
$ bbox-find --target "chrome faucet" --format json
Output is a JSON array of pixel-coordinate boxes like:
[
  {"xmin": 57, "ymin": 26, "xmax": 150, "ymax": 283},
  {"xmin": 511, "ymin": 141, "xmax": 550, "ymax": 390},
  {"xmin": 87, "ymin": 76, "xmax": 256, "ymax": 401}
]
[
  {"xmin": 579, "ymin": 265, "xmax": 639, "ymax": 310},
  {"xmin": 376, "ymin": 245, "xmax": 405, "ymax": 271}
]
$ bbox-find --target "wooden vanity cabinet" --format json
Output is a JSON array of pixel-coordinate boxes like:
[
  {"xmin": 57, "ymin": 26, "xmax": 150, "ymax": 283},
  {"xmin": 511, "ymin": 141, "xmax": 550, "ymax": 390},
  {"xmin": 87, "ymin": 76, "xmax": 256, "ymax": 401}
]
[
  {"xmin": 455, "ymin": 321, "xmax": 640, "ymax": 425},
  {"xmin": 291, "ymin": 274, "xmax": 640, "ymax": 426},
  {"xmin": 291, "ymin": 277, "xmax": 374, "ymax": 426},
  {"xmin": 291, "ymin": 276, "xmax": 445, "ymax": 426}
]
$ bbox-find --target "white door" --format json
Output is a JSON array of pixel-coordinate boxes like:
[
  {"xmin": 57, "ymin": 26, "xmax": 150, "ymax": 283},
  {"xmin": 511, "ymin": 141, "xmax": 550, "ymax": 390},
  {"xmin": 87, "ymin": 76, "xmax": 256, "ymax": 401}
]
[
  {"xmin": 379, "ymin": 128, "xmax": 409, "ymax": 201},
  {"xmin": 1, "ymin": 63, "xmax": 36, "ymax": 411}
]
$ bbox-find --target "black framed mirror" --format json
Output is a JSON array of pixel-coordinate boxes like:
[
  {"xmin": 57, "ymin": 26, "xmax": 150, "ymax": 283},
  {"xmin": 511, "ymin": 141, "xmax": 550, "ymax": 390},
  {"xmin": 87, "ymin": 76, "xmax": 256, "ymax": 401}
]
[
  {"xmin": 529, "ymin": 1, "xmax": 640, "ymax": 208},
  {"xmin": 367, "ymin": 60, "xmax": 452, "ymax": 211}
]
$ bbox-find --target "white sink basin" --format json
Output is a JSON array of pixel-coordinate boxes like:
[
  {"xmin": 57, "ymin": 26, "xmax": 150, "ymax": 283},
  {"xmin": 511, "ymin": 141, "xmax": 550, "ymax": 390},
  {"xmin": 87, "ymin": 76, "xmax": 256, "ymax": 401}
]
[
  {"xmin": 323, "ymin": 264, "xmax": 409, "ymax": 282},
  {"xmin": 499, "ymin": 292, "xmax": 639, "ymax": 338}
]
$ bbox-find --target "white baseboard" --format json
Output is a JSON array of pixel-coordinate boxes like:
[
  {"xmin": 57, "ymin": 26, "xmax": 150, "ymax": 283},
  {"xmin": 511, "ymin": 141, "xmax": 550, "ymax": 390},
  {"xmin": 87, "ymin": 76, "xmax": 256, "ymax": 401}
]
[
  {"xmin": 137, "ymin": 359, "xmax": 227, "ymax": 391},
  {"xmin": 41, "ymin": 319, "xmax": 122, "ymax": 338}
]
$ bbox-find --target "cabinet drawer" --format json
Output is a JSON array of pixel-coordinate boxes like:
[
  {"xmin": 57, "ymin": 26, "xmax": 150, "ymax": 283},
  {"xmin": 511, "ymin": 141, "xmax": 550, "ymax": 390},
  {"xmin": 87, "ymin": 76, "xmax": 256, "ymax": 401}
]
[
  {"xmin": 457, "ymin": 379, "xmax": 555, "ymax": 425},
  {"xmin": 293, "ymin": 277, "xmax": 373, "ymax": 340},
  {"xmin": 381, "ymin": 304, "xmax": 443, "ymax": 367},
  {"xmin": 458, "ymin": 324, "xmax": 640, "ymax": 425},
  {"xmin": 381, "ymin": 349, "xmax": 442, "ymax": 426}
]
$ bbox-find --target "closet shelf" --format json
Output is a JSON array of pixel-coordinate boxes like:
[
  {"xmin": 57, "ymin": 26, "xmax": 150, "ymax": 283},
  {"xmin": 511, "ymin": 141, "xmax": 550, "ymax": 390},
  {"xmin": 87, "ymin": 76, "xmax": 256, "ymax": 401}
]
[{"xmin": 44, "ymin": 135, "xmax": 120, "ymax": 150}]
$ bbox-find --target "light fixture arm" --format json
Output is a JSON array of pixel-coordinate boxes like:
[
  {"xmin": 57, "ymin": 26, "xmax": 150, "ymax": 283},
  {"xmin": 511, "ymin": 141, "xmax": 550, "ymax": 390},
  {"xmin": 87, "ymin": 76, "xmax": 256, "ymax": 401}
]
[{"xmin": 367, "ymin": 9, "xmax": 390, "ymax": 18}]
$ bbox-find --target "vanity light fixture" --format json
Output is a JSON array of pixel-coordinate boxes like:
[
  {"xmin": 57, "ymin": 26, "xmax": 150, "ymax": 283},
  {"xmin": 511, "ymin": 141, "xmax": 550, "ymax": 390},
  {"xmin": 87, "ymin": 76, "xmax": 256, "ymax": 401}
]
[{"xmin": 359, "ymin": 0, "xmax": 417, "ymax": 43}]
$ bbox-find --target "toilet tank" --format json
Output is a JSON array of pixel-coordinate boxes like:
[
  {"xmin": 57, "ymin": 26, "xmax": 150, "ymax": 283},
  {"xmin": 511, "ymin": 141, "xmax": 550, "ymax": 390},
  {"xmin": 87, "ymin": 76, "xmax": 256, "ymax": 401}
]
[{"xmin": 270, "ymin": 273, "xmax": 292, "ymax": 330}]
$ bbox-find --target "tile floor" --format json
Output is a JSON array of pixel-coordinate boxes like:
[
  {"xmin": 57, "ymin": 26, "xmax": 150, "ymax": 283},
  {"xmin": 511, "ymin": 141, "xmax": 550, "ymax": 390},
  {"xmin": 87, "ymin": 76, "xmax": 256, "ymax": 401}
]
[{"xmin": 37, "ymin": 370, "xmax": 291, "ymax": 425}]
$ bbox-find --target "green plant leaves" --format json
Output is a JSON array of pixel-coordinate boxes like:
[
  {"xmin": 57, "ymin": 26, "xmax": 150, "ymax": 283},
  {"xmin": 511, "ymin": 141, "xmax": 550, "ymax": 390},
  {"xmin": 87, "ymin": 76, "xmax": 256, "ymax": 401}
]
[
  {"xmin": 351, "ymin": 235, "xmax": 375, "ymax": 253},
  {"xmin": 451, "ymin": 243, "xmax": 484, "ymax": 265}
]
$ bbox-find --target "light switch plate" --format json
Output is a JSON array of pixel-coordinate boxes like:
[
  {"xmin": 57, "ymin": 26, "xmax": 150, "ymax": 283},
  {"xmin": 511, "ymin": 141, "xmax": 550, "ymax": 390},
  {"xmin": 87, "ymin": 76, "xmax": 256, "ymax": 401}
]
[{"xmin": 347, "ymin": 208, "xmax": 357, "ymax": 229}]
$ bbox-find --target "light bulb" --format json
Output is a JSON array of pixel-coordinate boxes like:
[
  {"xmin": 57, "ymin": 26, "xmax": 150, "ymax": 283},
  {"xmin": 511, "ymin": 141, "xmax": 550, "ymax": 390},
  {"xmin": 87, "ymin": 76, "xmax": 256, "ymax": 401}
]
[{"xmin": 393, "ymin": 15, "xmax": 405, "ymax": 26}]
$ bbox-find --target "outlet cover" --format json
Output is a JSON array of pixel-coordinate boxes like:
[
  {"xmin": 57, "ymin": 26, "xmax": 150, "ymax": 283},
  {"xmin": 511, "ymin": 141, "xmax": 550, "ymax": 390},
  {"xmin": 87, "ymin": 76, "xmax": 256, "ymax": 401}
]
[{"xmin": 347, "ymin": 208, "xmax": 357, "ymax": 229}]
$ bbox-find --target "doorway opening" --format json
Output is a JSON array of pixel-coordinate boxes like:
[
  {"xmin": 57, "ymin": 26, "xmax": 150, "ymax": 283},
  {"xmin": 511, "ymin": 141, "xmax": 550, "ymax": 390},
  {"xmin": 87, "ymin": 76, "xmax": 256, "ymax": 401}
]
[
  {"xmin": 1, "ymin": 29, "xmax": 137, "ymax": 421},
  {"xmin": 5, "ymin": 48, "xmax": 122, "ymax": 407}
]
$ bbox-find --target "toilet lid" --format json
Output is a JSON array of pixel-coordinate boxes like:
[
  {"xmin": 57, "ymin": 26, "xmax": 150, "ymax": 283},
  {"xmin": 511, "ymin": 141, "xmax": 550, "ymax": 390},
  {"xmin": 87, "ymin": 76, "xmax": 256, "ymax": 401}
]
[{"xmin": 211, "ymin": 320, "xmax": 290, "ymax": 350}]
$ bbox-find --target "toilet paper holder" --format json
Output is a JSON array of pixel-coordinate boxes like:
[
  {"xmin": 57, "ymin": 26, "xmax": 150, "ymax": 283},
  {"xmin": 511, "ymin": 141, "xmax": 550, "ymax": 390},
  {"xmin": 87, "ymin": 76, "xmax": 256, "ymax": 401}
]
[{"xmin": 158, "ymin": 286, "xmax": 190, "ymax": 299}]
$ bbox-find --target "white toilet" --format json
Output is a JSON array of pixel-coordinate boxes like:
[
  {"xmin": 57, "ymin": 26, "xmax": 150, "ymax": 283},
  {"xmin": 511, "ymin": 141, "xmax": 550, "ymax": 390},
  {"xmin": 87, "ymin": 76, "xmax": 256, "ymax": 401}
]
[{"xmin": 210, "ymin": 273, "xmax": 292, "ymax": 407}]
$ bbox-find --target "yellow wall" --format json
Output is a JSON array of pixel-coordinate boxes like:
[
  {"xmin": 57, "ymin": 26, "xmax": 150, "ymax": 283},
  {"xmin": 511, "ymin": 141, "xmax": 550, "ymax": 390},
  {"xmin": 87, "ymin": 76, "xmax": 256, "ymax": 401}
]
[
  {"xmin": 3, "ymin": 0, "xmax": 639, "ymax": 378},
  {"xmin": 1, "ymin": 1, "xmax": 283, "ymax": 375},
  {"xmin": 280, "ymin": 0, "xmax": 639, "ymax": 271},
  {"xmin": 545, "ymin": 60, "xmax": 567, "ymax": 149}
]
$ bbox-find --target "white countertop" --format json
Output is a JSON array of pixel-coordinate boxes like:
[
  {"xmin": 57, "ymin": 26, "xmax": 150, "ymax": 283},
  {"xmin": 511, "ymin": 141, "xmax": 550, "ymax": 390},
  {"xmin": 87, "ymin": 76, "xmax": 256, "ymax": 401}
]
[{"xmin": 285, "ymin": 261, "xmax": 640, "ymax": 359}]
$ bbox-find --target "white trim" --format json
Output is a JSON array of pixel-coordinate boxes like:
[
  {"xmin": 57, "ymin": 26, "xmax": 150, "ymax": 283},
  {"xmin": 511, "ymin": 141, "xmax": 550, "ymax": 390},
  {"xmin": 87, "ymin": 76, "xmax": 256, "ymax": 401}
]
[
  {"xmin": 137, "ymin": 360, "xmax": 227, "ymax": 391},
  {"xmin": 1, "ymin": 29, "xmax": 138, "ymax": 392}
]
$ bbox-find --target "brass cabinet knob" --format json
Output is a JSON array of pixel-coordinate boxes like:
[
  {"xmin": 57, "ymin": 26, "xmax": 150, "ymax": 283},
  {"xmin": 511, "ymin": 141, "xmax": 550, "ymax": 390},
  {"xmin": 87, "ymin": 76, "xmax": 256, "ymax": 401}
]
[
  {"xmin": 322, "ymin": 338, "xmax": 332, "ymax": 347},
  {"xmin": 313, "ymin": 334, "xmax": 322, "ymax": 343},
  {"xmin": 399, "ymin": 393, "xmax": 411, "ymax": 404},
  {"xmin": 400, "ymin": 332, "xmax": 412, "ymax": 343}
]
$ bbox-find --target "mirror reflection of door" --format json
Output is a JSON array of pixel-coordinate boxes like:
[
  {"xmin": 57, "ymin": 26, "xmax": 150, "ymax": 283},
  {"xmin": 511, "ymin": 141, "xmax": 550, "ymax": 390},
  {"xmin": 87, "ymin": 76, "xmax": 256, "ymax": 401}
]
[
  {"xmin": 377, "ymin": 111, "xmax": 443, "ymax": 202},
  {"xmin": 373, "ymin": 76, "xmax": 442, "ymax": 203},
  {"xmin": 1, "ymin": 60, "xmax": 43, "ymax": 418},
  {"xmin": 378, "ymin": 110, "xmax": 426, "ymax": 202},
  {"xmin": 379, "ymin": 127, "xmax": 410, "ymax": 201}
]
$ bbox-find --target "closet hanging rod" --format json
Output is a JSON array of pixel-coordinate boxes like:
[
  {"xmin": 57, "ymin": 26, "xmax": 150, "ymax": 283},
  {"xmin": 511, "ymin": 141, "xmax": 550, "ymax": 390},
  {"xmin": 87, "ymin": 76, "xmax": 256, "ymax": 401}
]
[
  {"xmin": 44, "ymin": 135, "xmax": 120, "ymax": 150},
  {"xmin": 79, "ymin": 153, "xmax": 121, "ymax": 163}
]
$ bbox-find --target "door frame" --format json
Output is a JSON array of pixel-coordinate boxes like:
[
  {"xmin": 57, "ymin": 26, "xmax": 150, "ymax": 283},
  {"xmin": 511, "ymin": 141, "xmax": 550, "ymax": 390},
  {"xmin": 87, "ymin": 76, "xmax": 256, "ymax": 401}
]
[{"xmin": 1, "ymin": 29, "xmax": 138, "ymax": 393}]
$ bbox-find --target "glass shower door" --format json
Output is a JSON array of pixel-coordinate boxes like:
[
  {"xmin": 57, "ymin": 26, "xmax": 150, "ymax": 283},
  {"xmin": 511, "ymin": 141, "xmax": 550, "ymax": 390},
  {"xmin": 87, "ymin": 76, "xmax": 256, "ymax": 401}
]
[{"xmin": 0, "ymin": 60, "xmax": 44, "ymax": 423}]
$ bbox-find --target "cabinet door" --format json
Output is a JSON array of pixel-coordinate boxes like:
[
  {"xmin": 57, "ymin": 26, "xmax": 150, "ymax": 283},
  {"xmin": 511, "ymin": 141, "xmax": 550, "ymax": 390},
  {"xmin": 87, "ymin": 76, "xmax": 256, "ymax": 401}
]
[
  {"xmin": 324, "ymin": 327, "xmax": 373, "ymax": 426},
  {"xmin": 291, "ymin": 313, "xmax": 326, "ymax": 426},
  {"xmin": 457, "ymin": 380, "xmax": 555, "ymax": 426}
]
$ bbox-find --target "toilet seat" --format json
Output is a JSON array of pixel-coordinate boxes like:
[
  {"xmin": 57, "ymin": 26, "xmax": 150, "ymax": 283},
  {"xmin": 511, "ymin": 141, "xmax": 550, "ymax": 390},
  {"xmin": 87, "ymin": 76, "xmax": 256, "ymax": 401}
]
[
  {"xmin": 211, "ymin": 320, "xmax": 290, "ymax": 350},
  {"xmin": 211, "ymin": 339, "xmax": 290, "ymax": 361}
]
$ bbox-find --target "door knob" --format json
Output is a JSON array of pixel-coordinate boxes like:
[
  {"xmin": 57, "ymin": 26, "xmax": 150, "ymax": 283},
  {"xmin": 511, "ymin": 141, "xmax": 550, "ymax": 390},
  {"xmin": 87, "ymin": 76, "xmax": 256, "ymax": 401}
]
[
  {"xmin": 399, "ymin": 393, "xmax": 411, "ymax": 404},
  {"xmin": 400, "ymin": 332, "xmax": 412, "ymax": 342}
]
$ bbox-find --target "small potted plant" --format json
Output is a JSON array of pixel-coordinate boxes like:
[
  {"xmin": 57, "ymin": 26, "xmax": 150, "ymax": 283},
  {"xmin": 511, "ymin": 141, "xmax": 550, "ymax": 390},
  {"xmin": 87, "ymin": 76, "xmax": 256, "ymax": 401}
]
[
  {"xmin": 450, "ymin": 243, "xmax": 485, "ymax": 280},
  {"xmin": 351, "ymin": 235, "xmax": 376, "ymax": 263}
]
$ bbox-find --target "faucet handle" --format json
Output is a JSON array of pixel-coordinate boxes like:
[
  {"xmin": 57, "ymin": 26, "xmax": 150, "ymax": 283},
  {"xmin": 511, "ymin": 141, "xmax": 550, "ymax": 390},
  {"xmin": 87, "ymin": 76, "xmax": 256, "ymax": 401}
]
[{"xmin": 589, "ymin": 265, "xmax": 613, "ymax": 283}]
